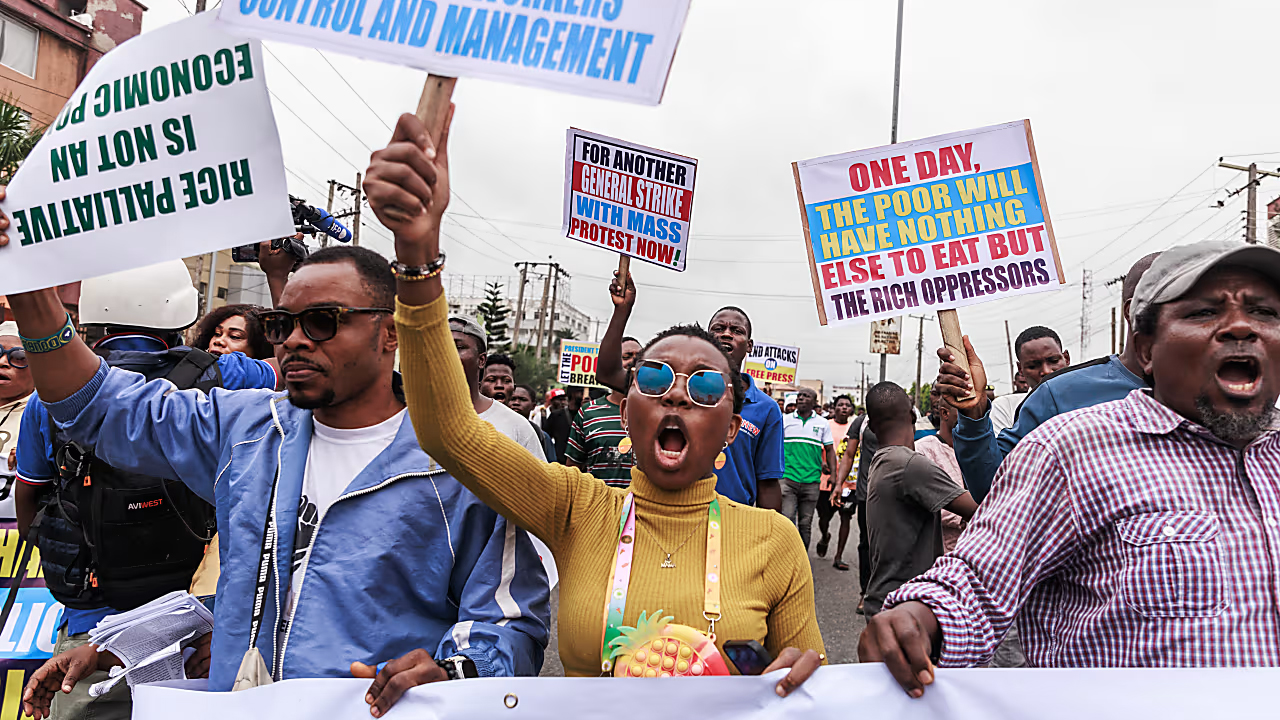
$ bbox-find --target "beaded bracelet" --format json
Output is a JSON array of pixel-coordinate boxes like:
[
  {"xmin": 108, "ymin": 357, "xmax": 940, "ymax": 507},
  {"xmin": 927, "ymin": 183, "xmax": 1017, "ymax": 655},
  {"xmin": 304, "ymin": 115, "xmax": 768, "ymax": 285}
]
[
  {"xmin": 390, "ymin": 252, "xmax": 446, "ymax": 282},
  {"xmin": 21, "ymin": 312, "xmax": 77, "ymax": 354}
]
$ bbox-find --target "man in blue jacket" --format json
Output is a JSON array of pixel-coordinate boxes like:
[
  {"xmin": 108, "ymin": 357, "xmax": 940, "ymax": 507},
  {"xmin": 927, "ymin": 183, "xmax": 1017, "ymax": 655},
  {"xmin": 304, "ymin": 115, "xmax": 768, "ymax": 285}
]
[
  {"xmin": 934, "ymin": 252, "xmax": 1159, "ymax": 502},
  {"xmin": 10, "ymin": 245, "xmax": 549, "ymax": 717}
]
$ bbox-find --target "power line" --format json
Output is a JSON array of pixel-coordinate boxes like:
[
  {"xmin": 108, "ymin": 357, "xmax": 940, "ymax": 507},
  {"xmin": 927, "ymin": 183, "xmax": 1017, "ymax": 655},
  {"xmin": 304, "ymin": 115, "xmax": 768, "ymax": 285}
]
[
  {"xmin": 313, "ymin": 51, "xmax": 393, "ymax": 132},
  {"xmin": 261, "ymin": 45, "xmax": 374, "ymax": 153},
  {"xmin": 268, "ymin": 91, "xmax": 361, "ymax": 173}
]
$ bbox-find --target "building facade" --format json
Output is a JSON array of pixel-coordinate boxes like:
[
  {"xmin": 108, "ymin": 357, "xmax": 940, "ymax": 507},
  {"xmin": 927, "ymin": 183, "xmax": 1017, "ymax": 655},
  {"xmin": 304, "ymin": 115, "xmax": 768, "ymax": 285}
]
[
  {"xmin": 0, "ymin": 0, "xmax": 145, "ymax": 127},
  {"xmin": 444, "ymin": 274, "xmax": 591, "ymax": 350}
]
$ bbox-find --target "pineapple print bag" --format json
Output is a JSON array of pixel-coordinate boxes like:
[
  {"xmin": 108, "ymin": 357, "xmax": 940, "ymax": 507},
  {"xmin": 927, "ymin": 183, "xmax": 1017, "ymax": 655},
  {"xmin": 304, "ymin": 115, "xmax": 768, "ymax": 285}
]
[{"xmin": 599, "ymin": 493, "xmax": 731, "ymax": 678}]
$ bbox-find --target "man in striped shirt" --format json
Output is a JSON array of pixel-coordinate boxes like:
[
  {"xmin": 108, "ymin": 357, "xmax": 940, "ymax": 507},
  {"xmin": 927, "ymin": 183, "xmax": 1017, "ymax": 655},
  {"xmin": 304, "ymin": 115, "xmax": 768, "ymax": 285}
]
[
  {"xmin": 566, "ymin": 337, "xmax": 642, "ymax": 488},
  {"xmin": 860, "ymin": 240, "xmax": 1280, "ymax": 696}
]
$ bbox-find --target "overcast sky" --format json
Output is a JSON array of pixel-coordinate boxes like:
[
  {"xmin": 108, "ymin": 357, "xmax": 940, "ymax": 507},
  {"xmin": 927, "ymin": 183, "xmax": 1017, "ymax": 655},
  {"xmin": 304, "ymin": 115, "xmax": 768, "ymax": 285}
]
[{"xmin": 147, "ymin": 0, "xmax": 1280, "ymax": 394}]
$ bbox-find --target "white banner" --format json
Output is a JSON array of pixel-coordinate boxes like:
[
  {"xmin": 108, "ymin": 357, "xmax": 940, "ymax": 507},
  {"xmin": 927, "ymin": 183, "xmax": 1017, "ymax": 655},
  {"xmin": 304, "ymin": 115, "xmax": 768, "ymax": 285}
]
[
  {"xmin": 134, "ymin": 665, "xmax": 1279, "ymax": 720},
  {"xmin": 0, "ymin": 14, "xmax": 292, "ymax": 295},
  {"xmin": 869, "ymin": 317, "xmax": 902, "ymax": 354},
  {"xmin": 217, "ymin": 0, "xmax": 690, "ymax": 105}
]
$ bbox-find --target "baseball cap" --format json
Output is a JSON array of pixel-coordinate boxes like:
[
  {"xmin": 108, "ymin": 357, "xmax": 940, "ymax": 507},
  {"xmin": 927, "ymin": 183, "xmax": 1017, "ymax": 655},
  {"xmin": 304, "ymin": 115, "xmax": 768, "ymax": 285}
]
[
  {"xmin": 448, "ymin": 315, "xmax": 488, "ymax": 352},
  {"xmin": 1130, "ymin": 240, "xmax": 1280, "ymax": 322},
  {"xmin": 545, "ymin": 388, "xmax": 566, "ymax": 402}
]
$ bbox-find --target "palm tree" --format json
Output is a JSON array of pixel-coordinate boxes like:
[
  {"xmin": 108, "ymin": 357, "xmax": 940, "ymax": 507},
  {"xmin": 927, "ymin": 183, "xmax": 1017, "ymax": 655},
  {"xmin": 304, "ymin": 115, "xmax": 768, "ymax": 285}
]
[{"xmin": 0, "ymin": 96, "xmax": 45, "ymax": 185}]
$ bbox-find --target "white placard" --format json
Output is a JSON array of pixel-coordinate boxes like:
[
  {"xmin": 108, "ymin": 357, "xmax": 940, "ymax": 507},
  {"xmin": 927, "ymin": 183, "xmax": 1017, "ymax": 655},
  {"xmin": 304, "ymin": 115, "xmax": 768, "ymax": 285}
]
[
  {"xmin": 562, "ymin": 128, "xmax": 696, "ymax": 270},
  {"xmin": 217, "ymin": 0, "xmax": 690, "ymax": 105},
  {"xmin": 133, "ymin": 664, "xmax": 1280, "ymax": 720},
  {"xmin": 792, "ymin": 121, "xmax": 1065, "ymax": 327},
  {"xmin": 0, "ymin": 14, "xmax": 292, "ymax": 296}
]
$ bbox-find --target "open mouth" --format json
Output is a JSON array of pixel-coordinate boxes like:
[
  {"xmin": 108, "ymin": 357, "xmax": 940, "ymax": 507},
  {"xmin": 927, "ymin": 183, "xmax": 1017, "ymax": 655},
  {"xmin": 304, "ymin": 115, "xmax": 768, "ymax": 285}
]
[
  {"xmin": 653, "ymin": 417, "xmax": 689, "ymax": 471},
  {"xmin": 1216, "ymin": 356, "xmax": 1262, "ymax": 398}
]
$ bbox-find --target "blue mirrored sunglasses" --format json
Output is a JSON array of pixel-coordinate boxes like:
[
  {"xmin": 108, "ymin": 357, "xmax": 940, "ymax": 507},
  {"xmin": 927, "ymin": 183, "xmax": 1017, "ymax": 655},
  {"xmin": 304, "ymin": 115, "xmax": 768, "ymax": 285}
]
[
  {"xmin": 0, "ymin": 345, "xmax": 27, "ymax": 369},
  {"xmin": 634, "ymin": 360, "xmax": 727, "ymax": 408}
]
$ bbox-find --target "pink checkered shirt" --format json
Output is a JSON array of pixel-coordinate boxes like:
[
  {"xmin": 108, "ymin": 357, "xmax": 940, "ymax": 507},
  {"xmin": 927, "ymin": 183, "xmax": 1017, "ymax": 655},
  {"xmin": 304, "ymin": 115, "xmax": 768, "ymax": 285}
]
[{"xmin": 885, "ymin": 388, "xmax": 1280, "ymax": 667}]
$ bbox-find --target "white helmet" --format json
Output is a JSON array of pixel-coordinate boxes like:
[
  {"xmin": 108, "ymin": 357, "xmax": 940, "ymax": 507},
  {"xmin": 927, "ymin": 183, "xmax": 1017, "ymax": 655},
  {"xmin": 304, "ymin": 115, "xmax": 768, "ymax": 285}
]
[{"xmin": 79, "ymin": 260, "xmax": 200, "ymax": 331}]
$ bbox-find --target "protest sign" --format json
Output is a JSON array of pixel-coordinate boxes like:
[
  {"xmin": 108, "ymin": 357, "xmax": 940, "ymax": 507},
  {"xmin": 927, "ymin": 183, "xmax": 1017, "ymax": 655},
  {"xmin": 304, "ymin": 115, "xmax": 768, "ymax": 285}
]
[
  {"xmin": 0, "ymin": 14, "xmax": 292, "ymax": 296},
  {"xmin": 792, "ymin": 120, "xmax": 1064, "ymax": 327},
  {"xmin": 0, "ymin": 522, "xmax": 61, "ymax": 719},
  {"xmin": 563, "ymin": 128, "xmax": 696, "ymax": 271},
  {"xmin": 869, "ymin": 317, "xmax": 902, "ymax": 354},
  {"xmin": 217, "ymin": 0, "xmax": 689, "ymax": 105},
  {"xmin": 133, "ymin": 663, "xmax": 1280, "ymax": 720},
  {"xmin": 743, "ymin": 342, "xmax": 799, "ymax": 385},
  {"xmin": 559, "ymin": 339, "xmax": 604, "ymax": 387}
]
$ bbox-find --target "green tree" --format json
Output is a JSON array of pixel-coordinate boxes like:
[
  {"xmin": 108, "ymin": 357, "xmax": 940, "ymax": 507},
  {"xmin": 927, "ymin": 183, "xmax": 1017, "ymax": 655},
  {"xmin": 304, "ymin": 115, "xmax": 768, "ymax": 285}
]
[
  {"xmin": 907, "ymin": 381, "xmax": 933, "ymax": 414},
  {"xmin": 510, "ymin": 344, "xmax": 557, "ymax": 395},
  {"xmin": 475, "ymin": 282, "xmax": 511, "ymax": 351},
  {"xmin": 0, "ymin": 97, "xmax": 44, "ymax": 185},
  {"xmin": 553, "ymin": 327, "xmax": 578, "ymax": 343}
]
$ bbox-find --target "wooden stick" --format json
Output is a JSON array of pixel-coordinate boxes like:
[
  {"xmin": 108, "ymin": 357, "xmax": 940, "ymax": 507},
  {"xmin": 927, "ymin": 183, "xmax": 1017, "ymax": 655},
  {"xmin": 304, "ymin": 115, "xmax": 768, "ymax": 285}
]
[
  {"xmin": 617, "ymin": 255, "xmax": 630, "ymax": 281},
  {"xmin": 938, "ymin": 309, "xmax": 975, "ymax": 402},
  {"xmin": 384, "ymin": 74, "xmax": 457, "ymax": 224}
]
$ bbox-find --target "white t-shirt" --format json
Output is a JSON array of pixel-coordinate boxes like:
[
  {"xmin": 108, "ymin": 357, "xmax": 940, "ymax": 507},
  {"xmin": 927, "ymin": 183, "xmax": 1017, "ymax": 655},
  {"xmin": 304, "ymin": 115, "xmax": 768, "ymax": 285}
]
[
  {"xmin": 288, "ymin": 409, "xmax": 405, "ymax": 614},
  {"xmin": 481, "ymin": 400, "xmax": 547, "ymax": 461},
  {"xmin": 990, "ymin": 393, "xmax": 1028, "ymax": 434}
]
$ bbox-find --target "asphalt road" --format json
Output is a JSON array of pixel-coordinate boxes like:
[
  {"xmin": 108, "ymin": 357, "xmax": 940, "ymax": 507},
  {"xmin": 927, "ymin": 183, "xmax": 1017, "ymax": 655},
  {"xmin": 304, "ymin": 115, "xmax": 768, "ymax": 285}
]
[{"xmin": 538, "ymin": 509, "xmax": 867, "ymax": 676}]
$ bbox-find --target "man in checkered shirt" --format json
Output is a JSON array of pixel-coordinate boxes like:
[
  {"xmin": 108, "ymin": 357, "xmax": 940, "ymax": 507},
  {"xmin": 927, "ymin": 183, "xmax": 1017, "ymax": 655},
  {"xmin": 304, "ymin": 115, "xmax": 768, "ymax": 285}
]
[{"xmin": 860, "ymin": 240, "xmax": 1280, "ymax": 696}]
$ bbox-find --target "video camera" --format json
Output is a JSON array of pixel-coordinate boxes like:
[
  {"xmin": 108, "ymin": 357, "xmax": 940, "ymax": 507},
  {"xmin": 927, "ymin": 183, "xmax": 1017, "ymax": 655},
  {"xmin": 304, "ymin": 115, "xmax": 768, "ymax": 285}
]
[{"xmin": 231, "ymin": 196, "xmax": 353, "ymax": 265}]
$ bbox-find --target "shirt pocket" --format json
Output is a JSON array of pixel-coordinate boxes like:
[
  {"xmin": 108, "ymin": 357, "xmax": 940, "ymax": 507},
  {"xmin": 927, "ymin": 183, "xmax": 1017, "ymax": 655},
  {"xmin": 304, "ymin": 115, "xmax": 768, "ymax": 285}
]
[{"xmin": 1116, "ymin": 511, "xmax": 1227, "ymax": 618}]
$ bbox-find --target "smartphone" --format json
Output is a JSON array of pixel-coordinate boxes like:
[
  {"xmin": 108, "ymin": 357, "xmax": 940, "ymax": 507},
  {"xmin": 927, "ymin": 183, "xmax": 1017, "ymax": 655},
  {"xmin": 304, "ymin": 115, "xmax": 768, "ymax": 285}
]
[{"xmin": 723, "ymin": 640, "xmax": 773, "ymax": 676}]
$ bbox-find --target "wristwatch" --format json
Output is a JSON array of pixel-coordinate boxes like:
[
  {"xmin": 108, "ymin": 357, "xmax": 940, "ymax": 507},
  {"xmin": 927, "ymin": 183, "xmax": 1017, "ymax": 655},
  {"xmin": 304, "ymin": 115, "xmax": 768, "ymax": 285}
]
[{"xmin": 436, "ymin": 655, "xmax": 478, "ymax": 680}]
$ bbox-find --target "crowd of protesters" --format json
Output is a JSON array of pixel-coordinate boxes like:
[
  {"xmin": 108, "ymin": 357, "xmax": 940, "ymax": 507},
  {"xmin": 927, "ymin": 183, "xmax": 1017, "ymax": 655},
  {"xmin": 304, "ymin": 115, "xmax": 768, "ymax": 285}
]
[{"xmin": 0, "ymin": 101, "xmax": 1275, "ymax": 720}]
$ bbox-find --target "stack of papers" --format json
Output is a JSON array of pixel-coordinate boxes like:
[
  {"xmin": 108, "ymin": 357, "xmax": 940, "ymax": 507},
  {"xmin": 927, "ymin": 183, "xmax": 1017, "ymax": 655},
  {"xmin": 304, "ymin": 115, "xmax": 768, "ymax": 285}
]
[{"xmin": 87, "ymin": 591, "xmax": 213, "ymax": 697}]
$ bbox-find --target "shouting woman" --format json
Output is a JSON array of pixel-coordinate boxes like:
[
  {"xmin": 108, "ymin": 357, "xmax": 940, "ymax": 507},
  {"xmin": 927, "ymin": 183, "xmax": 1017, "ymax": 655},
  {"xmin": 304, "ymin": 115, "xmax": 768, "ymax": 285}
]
[{"xmin": 364, "ymin": 108, "xmax": 825, "ymax": 702}]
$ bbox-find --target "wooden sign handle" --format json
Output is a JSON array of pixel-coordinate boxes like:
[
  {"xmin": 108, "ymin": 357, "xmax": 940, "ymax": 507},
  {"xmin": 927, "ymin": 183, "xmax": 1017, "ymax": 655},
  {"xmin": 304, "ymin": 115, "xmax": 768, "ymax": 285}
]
[
  {"xmin": 938, "ymin": 309, "xmax": 976, "ymax": 402},
  {"xmin": 383, "ymin": 74, "xmax": 457, "ymax": 224},
  {"xmin": 617, "ymin": 255, "xmax": 630, "ymax": 280}
]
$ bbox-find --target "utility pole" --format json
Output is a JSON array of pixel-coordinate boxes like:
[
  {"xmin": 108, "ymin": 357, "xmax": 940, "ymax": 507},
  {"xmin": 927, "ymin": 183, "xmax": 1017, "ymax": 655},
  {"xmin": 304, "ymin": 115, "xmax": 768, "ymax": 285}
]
[
  {"xmin": 1218, "ymin": 160, "xmax": 1280, "ymax": 244},
  {"xmin": 855, "ymin": 360, "xmax": 871, "ymax": 409},
  {"xmin": 352, "ymin": 171, "xmax": 362, "ymax": 246},
  {"xmin": 1003, "ymin": 320, "xmax": 1015, "ymax": 387},
  {"xmin": 1110, "ymin": 307, "xmax": 1117, "ymax": 355},
  {"xmin": 1080, "ymin": 269, "xmax": 1093, "ymax": 358},
  {"xmin": 195, "ymin": 0, "xmax": 206, "ymax": 10},
  {"xmin": 512, "ymin": 264, "xmax": 529, "ymax": 347},
  {"xmin": 547, "ymin": 263, "xmax": 563, "ymax": 363},
  {"xmin": 880, "ymin": 0, "xmax": 906, "ymax": 385},
  {"xmin": 590, "ymin": 318, "xmax": 604, "ymax": 342},
  {"xmin": 321, "ymin": 180, "xmax": 336, "ymax": 248},
  {"xmin": 534, "ymin": 269, "xmax": 552, "ymax": 359},
  {"xmin": 910, "ymin": 314, "xmax": 932, "ymax": 410}
]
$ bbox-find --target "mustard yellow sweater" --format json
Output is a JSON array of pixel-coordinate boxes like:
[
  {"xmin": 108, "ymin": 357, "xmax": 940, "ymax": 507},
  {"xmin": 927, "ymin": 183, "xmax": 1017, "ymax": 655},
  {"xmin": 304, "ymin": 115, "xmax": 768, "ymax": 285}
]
[{"xmin": 396, "ymin": 296, "xmax": 825, "ymax": 677}]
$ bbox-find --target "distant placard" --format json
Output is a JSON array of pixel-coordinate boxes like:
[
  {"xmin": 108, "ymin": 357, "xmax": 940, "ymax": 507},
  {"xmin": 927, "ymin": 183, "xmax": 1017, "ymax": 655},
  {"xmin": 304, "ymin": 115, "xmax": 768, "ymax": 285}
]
[
  {"xmin": 0, "ymin": 14, "xmax": 291, "ymax": 295},
  {"xmin": 869, "ymin": 317, "xmax": 902, "ymax": 354},
  {"xmin": 562, "ymin": 128, "xmax": 696, "ymax": 271},
  {"xmin": 218, "ymin": 1, "xmax": 690, "ymax": 105},
  {"xmin": 792, "ymin": 120, "xmax": 1064, "ymax": 326},
  {"xmin": 743, "ymin": 342, "xmax": 799, "ymax": 385},
  {"xmin": 559, "ymin": 340, "xmax": 605, "ymax": 388}
]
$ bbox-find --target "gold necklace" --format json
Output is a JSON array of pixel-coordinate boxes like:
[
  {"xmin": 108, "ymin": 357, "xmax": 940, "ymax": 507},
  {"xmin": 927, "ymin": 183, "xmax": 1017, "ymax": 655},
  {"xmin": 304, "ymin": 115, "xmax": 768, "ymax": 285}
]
[{"xmin": 638, "ymin": 519, "xmax": 703, "ymax": 569}]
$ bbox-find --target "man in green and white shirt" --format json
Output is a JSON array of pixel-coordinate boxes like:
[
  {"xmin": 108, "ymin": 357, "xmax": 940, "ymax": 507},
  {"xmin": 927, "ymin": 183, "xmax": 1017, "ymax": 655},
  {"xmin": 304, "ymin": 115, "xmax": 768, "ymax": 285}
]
[{"xmin": 781, "ymin": 387, "xmax": 835, "ymax": 550}]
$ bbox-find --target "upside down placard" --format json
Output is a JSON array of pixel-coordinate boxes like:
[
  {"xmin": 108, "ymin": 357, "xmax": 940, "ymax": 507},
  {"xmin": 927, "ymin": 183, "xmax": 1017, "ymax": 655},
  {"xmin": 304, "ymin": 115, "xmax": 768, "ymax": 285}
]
[
  {"xmin": 562, "ymin": 128, "xmax": 696, "ymax": 271},
  {"xmin": 792, "ymin": 120, "xmax": 1065, "ymax": 326}
]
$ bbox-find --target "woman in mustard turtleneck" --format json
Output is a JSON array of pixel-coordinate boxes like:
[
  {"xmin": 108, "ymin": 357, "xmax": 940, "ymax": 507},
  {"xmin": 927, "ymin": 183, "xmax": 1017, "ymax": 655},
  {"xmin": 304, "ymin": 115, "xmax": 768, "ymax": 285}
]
[{"xmin": 364, "ymin": 108, "xmax": 825, "ymax": 698}]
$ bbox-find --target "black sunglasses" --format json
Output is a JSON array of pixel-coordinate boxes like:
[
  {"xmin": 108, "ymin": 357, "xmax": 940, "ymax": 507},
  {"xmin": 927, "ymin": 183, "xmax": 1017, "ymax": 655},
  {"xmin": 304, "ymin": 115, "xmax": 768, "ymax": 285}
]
[
  {"xmin": 257, "ymin": 306, "xmax": 391, "ymax": 345},
  {"xmin": 0, "ymin": 345, "xmax": 27, "ymax": 369}
]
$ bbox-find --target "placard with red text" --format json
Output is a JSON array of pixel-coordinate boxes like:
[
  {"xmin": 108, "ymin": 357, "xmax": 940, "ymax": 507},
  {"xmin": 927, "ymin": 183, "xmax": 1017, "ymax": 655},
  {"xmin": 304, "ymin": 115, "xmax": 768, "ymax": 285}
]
[
  {"xmin": 792, "ymin": 120, "xmax": 1064, "ymax": 326},
  {"xmin": 562, "ymin": 128, "xmax": 696, "ymax": 271}
]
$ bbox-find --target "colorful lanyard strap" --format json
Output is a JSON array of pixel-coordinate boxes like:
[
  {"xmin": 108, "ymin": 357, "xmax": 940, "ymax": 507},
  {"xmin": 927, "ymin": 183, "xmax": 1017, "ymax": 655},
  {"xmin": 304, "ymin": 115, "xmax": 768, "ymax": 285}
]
[{"xmin": 600, "ymin": 492, "xmax": 722, "ymax": 673}]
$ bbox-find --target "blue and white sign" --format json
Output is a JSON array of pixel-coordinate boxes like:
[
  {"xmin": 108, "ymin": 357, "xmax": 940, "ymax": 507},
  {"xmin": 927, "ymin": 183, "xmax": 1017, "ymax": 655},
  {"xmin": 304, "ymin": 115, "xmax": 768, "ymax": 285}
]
[{"xmin": 217, "ymin": 0, "xmax": 691, "ymax": 105}]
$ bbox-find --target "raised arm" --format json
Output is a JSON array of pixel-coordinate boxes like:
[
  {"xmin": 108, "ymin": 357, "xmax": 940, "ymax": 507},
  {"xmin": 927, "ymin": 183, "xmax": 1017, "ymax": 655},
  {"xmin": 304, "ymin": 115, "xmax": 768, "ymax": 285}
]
[
  {"xmin": 594, "ymin": 271, "xmax": 635, "ymax": 394},
  {"xmin": 369, "ymin": 110, "xmax": 608, "ymax": 548}
]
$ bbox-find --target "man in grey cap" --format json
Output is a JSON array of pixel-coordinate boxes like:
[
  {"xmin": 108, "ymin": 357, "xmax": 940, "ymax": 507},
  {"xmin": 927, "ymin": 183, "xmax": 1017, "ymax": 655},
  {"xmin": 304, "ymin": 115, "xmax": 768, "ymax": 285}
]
[
  {"xmin": 935, "ymin": 251, "xmax": 1161, "ymax": 503},
  {"xmin": 449, "ymin": 315, "xmax": 547, "ymax": 462},
  {"xmin": 862, "ymin": 238, "xmax": 1280, "ymax": 695}
]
